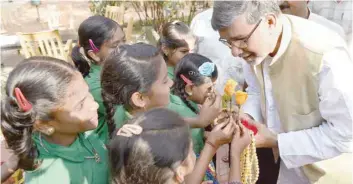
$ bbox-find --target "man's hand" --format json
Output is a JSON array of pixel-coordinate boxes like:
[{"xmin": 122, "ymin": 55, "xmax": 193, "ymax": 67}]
[{"xmin": 244, "ymin": 118, "xmax": 278, "ymax": 148}]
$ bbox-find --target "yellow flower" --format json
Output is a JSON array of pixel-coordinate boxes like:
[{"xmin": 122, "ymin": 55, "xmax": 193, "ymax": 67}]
[
  {"xmin": 235, "ymin": 90, "xmax": 248, "ymax": 105},
  {"xmin": 224, "ymin": 79, "xmax": 238, "ymax": 97}
]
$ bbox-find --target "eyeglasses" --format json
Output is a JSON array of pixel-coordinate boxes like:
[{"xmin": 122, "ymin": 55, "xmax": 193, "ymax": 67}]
[{"xmin": 219, "ymin": 19, "xmax": 262, "ymax": 49}]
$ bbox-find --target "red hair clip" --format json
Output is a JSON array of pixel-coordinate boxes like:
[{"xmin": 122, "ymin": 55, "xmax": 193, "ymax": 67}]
[
  {"xmin": 14, "ymin": 87, "xmax": 32, "ymax": 112},
  {"xmin": 180, "ymin": 74, "xmax": 193, "ymax": 85}
]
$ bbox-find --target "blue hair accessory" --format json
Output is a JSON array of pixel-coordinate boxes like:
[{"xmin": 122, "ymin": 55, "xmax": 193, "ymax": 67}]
[{"xmin": 198, "ymin": 62, "xmax": 215, "ymax": 77}]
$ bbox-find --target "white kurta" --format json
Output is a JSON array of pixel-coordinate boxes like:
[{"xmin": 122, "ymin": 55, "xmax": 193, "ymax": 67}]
[
  {"xmin": 242, "ymin": 15, "xmax": 353, "ymax": 184},
  {"xmin": 308, "ymin": 10, "xmax": 346, "ymax": 39}
]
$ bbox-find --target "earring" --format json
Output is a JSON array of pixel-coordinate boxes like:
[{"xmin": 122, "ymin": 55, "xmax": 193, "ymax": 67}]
[
  {"xmin": 175, "ymin": 173, "xmax": 184, "ymax": 183},
  {"xmin": 44, "ymin": 127, "xmax": 55, "ymax": 136},
  {"xmin": 187, "ymin": 92, "xmax": 193, "ymax": 96}
]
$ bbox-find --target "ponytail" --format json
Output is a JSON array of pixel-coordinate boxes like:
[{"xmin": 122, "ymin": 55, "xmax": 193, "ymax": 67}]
[
  {"xmin": 173, "ymin": 83, "xmax": 199, "ymax": 114},
  {"xmin": 1, "ymin": 97, "xmax": 38, "ymax": 170},
  {"xmin": 71, "ymin": 45, "xmax": 91, "ymax": 77},
  {"xmin": 1, "ymin": 56, "xmax": 77, "ymax": 170},
  {"xmin": 72, "ymin": 15, "xmax": 123, "ymax": 77}
]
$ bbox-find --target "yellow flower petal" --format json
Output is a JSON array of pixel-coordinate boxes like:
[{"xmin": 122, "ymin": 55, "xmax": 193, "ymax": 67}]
[
  {"xmin": 235, "ymin": 90, "xmax": 248, "ymax": 105},
  {"xmin": 224, "ymin": 79, "xmax": 238, "ymax": 97}
]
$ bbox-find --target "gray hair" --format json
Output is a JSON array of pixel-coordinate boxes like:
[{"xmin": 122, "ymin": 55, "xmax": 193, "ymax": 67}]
[{"xmin": 211, "ymin": 0, "xmax": 281, "ymax": 30}]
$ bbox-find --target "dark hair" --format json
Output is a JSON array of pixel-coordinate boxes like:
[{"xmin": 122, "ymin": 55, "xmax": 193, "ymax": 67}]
[
  {"xmin": 109, "ymin": 108, "xmax": 191, "ymax": 184},
  {"xmin": 157, "ymin": 21, "xmax": 195, "ymax": 61},
  {"xmin": 173, "ymin": 53, "xmax": 218, "ymax": 113},
  {"xmin": 1, "ymin": 56, "xmax": 77, "ymax": 170},
  {"xmin": 101, "ymin": 43, "xmax": 163, "ymax": 138},
  {"xmin": 71, "ymin": 15, "xmax": 123, "ymax": 77}
]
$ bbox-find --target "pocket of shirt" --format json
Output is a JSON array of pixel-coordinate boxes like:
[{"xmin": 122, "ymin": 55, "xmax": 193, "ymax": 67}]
[{"xmin": 289, "ymin": 109, "xmax": 323, "ymax": 131}]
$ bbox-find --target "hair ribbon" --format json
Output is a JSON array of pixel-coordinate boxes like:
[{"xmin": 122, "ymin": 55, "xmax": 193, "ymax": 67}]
[
  {"xmin": 117, "ymin": 124, "xmax": 143, "ymax": 137},
  {"xmin": 198, "ymin": 62, "xmax": 215, "ymax": 77}
]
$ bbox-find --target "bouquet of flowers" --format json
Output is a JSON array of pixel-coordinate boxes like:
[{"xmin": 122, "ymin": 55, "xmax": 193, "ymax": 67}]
[{"xmin": 222, "ymin": 79, "xmax": 259, "ymax": 184}]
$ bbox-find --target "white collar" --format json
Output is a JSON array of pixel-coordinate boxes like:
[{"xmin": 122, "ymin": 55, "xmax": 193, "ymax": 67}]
[{"xmin": 269, "ymin": 15, "xmax": 292, "ymax": 66}]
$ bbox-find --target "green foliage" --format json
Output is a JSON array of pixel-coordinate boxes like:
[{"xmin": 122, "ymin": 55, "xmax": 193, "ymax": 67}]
[
  {"xmin": 89, "ymin": 0, "xmax": 212, "ymax": 31},
  {"xmin": 88, "ymin": 0, "xmax": 123, "ymax": 16}
]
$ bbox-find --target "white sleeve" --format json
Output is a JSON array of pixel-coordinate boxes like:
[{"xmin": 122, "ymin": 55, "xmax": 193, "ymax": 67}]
[
  {"xmin": 241, "ymin": 61, "xmax": 263, "ymax": 122},
  {"xmin": 278, "ymin": 48, "xmax": 353, "ymax": 168}
]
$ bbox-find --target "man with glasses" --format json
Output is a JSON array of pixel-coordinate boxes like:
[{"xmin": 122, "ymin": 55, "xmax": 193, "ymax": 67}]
[{"xmin": 212, "ymin": 1, "xmax": 352, "ymax": 184}]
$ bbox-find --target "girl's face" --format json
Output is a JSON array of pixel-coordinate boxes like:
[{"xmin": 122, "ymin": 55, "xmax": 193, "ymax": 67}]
[
  {"xmin": 98, "ymin": 27, "xmax": 126, "ymax": 61},
  {"xmin": 47, "ymin": 73, "xmax": 99, "ymax": 134},
  {"xmin": 167, "ymin": 36, "xmax": 196, "ymax": 67},
  {"xmin": 188, "ymin": 77, "xmax": 216, "ymax": 105},
  {"xmin": 144, "ymin": 56, "xmax": 174, "ymax": 110}
]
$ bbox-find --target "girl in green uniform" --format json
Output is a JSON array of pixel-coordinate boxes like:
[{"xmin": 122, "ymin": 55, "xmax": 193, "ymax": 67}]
[
  {"xmin": 172, "ymin": 53, "xmax": 220, "ymax": 183},
  {"xmin": 71, "ymin": 15, "xmax": 126, "ymax": 143},
  {"xmin": 101, "ymin": 43, "xmax": 174, "ymax": 138},
  {"xmin": 158, "ymin": 21, "xmax": 196, "ymax": 80},
  {"xmin": 1, "ymin": 56, "xmax": 109, "ymax": 184},
  {"xmin": 157, "ymin": 21, "xmax": 221, "ymax": 154},
  {"xmin": 173, "ymin": 53, "xmax": 218, "ymax": 120}
]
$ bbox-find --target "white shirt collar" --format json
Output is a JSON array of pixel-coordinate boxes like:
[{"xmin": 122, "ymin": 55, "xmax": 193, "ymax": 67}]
[{"xmin": 270, "ymin": 15, "xmax": 292, "ymax": 66}]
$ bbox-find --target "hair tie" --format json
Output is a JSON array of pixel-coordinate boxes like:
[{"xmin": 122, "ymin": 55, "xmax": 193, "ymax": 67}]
[
  {"xmin": 180, "ymin": 74, "xmax": 193, "ymax": 85},
  {"xmin": 198, "ymin": 62, "xmax": 215, "ymax": 77},
  {"xmin": 116, "ymin": 124, "xmax": 143, "ymax": 137},
  {"xmin": 14, "ymin": 87, "xmax": 32, "ymax": 112},
  {"xmin": 88, "ymin": 39, "xmax": 99, "ymax": 53}
]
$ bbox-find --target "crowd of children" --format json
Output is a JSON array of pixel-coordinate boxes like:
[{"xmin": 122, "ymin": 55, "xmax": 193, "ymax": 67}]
[{"xmin": 1, "ymin": 15, "xmax": 252, "ymax": 184}]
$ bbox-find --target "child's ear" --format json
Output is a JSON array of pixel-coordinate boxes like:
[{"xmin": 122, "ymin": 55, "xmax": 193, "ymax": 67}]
[
  {"xmin": 87, "ymin": 50, "xmax": 101, "ymax": 63},
  {"xmin": 173, "ymin": 165, "xmax": 186, "ymax": 183},
  {"xmin": 34, "ymin": 120, "xmax": 55, "ymax": 135},
  {"xmin": 131, "ymin": 92, "xmax": 147, "ymax": 109},
  {"xmin": 161, "ymin": 45, "xmax": 170, "ymax": 57},
  {"xmin": 185, "ymin": 84, "xmax": 193, "ymax": 96}
]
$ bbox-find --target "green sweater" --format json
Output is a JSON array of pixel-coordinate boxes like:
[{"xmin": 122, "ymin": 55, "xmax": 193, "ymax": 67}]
[
  {"xmin": 168, "ymin": 94, "xmax": 205, "ymax": 154},
  {"xmin": 25, "ymin": 133, "xmax": 109, "ymax": 184}
]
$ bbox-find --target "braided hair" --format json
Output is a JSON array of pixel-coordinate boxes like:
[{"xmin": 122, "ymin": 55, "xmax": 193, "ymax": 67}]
[
  {"xmin": 101, "ymin": 43, "xmax": 163, "ymax": 139},
  {"xmin": 1, "ymin": 56, "xmax": 77, "ymax": 170},
  {"xmin": 173, "ymin": 53, "xmax": 218, "ymax": 113}
]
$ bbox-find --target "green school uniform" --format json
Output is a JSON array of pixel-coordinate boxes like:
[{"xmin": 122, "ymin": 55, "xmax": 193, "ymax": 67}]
[
  {"xmin": 84, "ymin": 64, "xmax": 125, "ymax": 143},
  {"xmin": 167, "ymin": 66, "xmax": 175, "ymax": 80},
  {"xmin": 25, "ymin": 133, "xmax": 109, "ymax": 184},
  {"xmin": 113, "ymin": 106, "xmax": 131, "ymax": 129},
  {"xmin": 168, "ymin": 94, "xmax": 205, "ymax": 154},
  {"xmin": 166, "ymin": 66, "xmax": 205, "ymax": 154}
]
